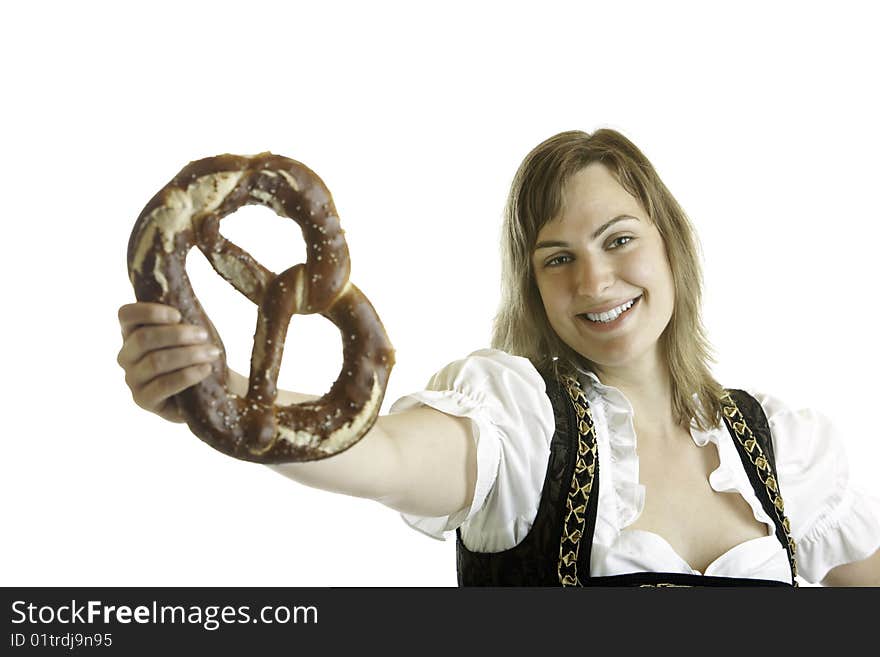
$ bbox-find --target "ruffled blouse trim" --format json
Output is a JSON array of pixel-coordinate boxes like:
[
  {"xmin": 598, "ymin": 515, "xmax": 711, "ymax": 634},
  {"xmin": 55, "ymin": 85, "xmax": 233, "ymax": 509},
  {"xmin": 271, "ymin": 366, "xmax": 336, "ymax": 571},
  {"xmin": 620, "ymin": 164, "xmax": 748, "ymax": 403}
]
[
  {"xmin": 795, "ymin": 485, "xmax": 880, "ymax": 582},
  {"xmin": 578, "ymin": 371, "xmax": 645, "ymax": 536},
  {"xmin": 689, "ymin": 422, "xmax": 778, "ymax": 535},
  {"xmin": 578, "ymin": 370, "xmax": 784, "ymax": 578}
]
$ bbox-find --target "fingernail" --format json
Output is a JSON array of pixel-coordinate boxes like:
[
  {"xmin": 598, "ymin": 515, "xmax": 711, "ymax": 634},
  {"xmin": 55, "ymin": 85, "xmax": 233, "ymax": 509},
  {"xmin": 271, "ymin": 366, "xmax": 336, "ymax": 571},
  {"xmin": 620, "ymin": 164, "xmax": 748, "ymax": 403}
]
[
  {"xmin": 196, "ymin": 328, "xmax": 209, "ymax": 340},
  {"xmin": 207, "ymin": 346, "xmax": 221, "ymax": 357}
]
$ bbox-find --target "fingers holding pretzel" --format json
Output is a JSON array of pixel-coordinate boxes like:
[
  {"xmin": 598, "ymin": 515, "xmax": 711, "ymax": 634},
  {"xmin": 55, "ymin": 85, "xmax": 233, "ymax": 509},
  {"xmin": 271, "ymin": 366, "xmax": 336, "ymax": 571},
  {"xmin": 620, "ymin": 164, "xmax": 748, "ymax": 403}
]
[
  {"xmin": 126, "ymin": 153, "xmax": 395, "ymax": 463},
  {"xmin": 116, "ymin": 302, "xmax": 220, "ymax": 424}
]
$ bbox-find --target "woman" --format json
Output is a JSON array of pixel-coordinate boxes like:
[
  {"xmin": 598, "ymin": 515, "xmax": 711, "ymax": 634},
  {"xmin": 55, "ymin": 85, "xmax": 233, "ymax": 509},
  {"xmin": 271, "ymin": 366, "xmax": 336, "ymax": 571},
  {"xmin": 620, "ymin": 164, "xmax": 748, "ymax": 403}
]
[{"xmin": 117, "ymin": 129, "xmax": 880, "ymax": 586}]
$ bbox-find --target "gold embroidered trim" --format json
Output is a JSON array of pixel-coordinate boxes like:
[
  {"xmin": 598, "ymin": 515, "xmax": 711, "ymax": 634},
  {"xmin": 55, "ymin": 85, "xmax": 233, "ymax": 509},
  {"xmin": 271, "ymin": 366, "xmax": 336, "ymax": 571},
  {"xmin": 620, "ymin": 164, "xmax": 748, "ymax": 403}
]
[
  {"xmin": 721, "ymin": 391, "xmax": 799, "ymax": 584},
  {"xmin": 639, "ymin": 583, "xmax": 691, "ymax": 587},
  {"xmin": 558, "ymin": 375, "xmax": 597, "ymax": 586}
]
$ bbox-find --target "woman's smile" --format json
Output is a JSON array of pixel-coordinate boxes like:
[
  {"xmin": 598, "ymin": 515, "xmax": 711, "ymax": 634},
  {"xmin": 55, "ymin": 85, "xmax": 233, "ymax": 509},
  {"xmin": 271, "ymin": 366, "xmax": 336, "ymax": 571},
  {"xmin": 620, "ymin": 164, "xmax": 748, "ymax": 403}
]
[{"xmin": 577, "ymin": 294, "xmax": 642, "ymax": 332}]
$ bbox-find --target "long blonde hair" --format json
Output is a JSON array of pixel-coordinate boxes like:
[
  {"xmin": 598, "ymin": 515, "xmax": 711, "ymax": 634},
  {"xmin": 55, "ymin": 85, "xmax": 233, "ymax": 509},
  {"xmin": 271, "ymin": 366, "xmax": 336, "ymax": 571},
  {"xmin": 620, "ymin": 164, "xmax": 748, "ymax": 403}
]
[{"xmin": 491, "ymin": 128, "xmax": 724, "ymax": 430}]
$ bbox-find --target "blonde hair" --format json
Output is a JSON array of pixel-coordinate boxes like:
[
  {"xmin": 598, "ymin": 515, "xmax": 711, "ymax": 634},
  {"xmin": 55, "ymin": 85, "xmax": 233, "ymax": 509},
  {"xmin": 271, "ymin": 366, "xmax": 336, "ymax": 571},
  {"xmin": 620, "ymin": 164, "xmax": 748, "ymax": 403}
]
[{"xmin": 491, "ymin": 128, "xmax": 724, "ymax": 430}]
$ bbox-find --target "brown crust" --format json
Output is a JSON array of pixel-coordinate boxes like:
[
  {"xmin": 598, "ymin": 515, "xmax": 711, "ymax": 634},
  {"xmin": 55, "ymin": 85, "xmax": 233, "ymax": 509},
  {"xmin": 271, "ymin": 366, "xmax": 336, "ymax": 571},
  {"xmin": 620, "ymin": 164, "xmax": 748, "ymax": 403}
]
[{"xmin": 127, "ymin": 153, "xmax": 395, "ymax": 462}]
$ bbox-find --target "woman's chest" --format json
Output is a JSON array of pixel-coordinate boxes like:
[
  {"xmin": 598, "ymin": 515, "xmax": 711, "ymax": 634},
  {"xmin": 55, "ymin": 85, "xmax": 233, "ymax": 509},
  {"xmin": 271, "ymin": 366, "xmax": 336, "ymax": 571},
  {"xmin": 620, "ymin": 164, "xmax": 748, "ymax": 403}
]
[{"xmin": 623, "ymin": 430, "xmax": 770, "ymax": 574}]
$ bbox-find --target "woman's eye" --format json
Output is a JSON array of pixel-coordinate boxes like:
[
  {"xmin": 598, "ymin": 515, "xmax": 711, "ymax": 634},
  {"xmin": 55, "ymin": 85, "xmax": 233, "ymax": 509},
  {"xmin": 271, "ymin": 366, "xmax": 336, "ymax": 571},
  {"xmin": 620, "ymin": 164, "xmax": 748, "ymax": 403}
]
[
  {"xmin": 608, "ymin": 235, "xmax": 634, "ymax": 249},
  {"xmin": 545, "ymin": 254, "xmax": 572, "ymax": 267}
]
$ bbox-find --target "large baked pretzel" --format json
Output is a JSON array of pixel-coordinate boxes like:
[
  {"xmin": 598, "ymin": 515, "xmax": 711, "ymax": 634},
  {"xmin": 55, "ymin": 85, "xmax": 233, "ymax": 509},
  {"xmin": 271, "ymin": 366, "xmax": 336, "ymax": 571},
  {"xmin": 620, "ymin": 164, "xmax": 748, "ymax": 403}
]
[{"xmin": 127, "ymin": 153, "xmax": 394, "ymax": 463}]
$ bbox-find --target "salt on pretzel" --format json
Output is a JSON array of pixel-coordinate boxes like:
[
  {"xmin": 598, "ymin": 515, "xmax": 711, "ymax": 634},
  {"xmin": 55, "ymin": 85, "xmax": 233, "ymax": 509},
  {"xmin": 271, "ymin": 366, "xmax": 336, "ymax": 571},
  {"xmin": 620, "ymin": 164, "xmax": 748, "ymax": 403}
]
[{"xmin": 127, "ymin": 153, "xmax": 394, "ymax": 463}]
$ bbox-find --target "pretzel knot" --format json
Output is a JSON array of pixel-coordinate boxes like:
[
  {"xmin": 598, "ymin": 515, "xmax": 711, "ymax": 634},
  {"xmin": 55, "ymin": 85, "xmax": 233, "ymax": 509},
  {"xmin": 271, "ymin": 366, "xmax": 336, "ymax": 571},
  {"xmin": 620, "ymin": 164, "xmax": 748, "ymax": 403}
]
[{"xmin": 127, "ymin": 153, "xmax": 395, "ymax": 463}]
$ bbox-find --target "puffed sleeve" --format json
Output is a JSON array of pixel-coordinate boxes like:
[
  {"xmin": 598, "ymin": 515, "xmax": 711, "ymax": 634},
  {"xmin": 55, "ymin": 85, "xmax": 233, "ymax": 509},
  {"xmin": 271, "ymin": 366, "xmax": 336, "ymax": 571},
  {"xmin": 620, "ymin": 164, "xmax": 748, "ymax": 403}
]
[
  {"xmin": 752, "ymin": 391, "xmax": 880, "ymax": 584},
  {"xmin": 388, "ymin": 348, "xmax": 555, "ymax": 551}
]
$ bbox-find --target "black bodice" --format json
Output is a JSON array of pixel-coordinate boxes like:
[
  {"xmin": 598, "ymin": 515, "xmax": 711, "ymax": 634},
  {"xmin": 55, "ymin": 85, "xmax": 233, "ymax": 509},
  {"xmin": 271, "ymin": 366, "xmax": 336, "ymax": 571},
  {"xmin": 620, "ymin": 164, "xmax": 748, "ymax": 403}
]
[{"xmin": 456, "ymin": 373, "xmax": 798, "ymax": 587}]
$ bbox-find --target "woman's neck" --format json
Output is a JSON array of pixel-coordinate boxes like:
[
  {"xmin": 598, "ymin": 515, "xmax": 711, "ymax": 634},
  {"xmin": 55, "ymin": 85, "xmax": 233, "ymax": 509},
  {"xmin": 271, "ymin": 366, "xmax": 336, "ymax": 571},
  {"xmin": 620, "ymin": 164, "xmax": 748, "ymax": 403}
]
[{"xmin": 592, "ymin": 351, "xmax": 684, "ymax": 442}]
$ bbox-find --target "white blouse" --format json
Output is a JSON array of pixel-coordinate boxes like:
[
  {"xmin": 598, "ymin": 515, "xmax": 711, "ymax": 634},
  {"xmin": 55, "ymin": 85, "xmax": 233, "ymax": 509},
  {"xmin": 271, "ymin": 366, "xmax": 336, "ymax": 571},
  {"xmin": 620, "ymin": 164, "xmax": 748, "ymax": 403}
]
[{"xmin": 389, "ymin": 349, "xmax": 880, "ymax": 585}]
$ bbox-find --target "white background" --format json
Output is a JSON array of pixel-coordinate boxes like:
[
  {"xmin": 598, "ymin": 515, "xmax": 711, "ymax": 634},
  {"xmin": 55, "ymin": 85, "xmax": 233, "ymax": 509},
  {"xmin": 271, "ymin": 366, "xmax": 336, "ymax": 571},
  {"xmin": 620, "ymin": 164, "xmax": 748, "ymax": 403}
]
[{"xmin": 2, "ymin": 0, "xmax": 878, "ymax": 586}]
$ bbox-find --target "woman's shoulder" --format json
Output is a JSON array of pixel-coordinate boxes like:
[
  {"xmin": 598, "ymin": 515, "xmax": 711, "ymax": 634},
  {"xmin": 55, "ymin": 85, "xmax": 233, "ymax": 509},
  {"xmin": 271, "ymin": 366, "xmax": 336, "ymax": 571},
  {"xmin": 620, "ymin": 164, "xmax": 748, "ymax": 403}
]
[
  {"xmin": 417, "ymin": 348, "xmax": 549, "ymax": 401},
  {"xmin": 739, "ymin": 388, "xmax": 880, "ymax": 582},
  {"xmin": 741, "ymin": 389, "xmax": 814, "ymax": 419},
  {"xmin": 735, "ymin": 388, "xmax": 834, "ymax": 453},
  {"xmin": 426, "ymin": 348, "xmax": 542, "ymax": 380},
  {"xmin": 737, "ymin": 387, "xmax": 851, "ymax": 522},
  {"xmin": 389, "ymin": 347, "xmax": 553, "ymax": 422}
]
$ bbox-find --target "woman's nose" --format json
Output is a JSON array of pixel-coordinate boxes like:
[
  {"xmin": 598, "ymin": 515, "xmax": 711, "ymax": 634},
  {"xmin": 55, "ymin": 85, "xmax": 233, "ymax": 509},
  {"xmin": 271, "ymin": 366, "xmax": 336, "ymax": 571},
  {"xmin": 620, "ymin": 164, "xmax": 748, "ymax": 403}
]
[{"xmin": 575, "ymin": 257, "xmax": 614, "ymax": 297}]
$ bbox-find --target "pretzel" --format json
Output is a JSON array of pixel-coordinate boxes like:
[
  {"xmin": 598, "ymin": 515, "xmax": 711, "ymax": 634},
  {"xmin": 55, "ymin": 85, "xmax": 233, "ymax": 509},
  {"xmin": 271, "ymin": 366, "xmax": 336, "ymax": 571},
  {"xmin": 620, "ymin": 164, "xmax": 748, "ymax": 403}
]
[{"xmin": 127, "ymin": 153, "xmax": 395, "ymax": 463}]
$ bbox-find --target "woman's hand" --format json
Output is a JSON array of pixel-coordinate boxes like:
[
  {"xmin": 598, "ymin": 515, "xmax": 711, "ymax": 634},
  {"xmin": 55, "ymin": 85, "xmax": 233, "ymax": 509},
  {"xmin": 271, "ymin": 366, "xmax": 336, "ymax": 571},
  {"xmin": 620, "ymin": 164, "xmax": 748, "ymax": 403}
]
[{"xmin": 117, "ymin": 302, "xmax": 220, "ymax": 423}]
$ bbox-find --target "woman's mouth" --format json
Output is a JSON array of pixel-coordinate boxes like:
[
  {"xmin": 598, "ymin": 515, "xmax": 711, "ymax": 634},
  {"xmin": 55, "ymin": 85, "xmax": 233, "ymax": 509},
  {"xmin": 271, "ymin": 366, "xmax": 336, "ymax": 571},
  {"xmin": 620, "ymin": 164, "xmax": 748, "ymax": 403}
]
[{"xmin": 578, "ymin": 296, "xmax": 641, "ymax": 329}]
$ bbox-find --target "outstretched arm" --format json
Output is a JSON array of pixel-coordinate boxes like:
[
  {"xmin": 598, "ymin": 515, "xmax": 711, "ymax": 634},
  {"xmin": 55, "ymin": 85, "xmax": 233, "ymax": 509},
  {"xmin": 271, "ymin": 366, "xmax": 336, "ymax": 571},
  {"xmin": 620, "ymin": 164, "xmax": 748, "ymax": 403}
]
[{"xmin": 119, "ymin": 302, "xmax": 478, "ymax": 520}]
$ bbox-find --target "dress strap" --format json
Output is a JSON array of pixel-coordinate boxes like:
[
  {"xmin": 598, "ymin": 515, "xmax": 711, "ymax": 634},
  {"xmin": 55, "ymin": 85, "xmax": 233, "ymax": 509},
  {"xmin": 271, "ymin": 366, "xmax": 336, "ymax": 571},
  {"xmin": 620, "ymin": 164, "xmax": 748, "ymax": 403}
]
[
  {"xmin": 557, "ymin": 374, "xmax": 599, "ymax": 586},
  {"xmin": 721, "ymin": 389, "xmax": 799, "ymax": 585}
]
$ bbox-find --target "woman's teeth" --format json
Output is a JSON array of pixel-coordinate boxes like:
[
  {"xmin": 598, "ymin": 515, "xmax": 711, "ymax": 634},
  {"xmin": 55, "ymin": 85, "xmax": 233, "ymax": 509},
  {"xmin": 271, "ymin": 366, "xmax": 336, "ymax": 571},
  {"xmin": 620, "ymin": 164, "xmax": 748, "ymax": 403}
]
[{"xmin": 584, "ymin": 297, "xmax": 637, "ymax": 323}]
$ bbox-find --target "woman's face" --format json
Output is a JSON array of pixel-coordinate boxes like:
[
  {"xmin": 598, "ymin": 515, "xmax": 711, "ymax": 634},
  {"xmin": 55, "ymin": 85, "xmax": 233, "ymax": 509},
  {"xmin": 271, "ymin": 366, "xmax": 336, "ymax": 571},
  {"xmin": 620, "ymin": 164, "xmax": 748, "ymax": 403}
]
[{"xmin": 532, "ymin": 162, "xmax": 675, "ymax": 373}]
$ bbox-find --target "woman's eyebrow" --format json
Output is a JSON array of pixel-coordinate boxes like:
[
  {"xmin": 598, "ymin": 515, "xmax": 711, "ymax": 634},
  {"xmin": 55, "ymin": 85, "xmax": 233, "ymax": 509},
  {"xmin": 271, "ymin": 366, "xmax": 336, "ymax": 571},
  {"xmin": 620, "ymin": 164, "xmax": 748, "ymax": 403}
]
[
  {"xmin": 534, "ymin": 215, "xmax": 640, "ymax": 251},
  {"xmin": 591, "ymin": 214, "xmax": 640, "ymax": 239}
]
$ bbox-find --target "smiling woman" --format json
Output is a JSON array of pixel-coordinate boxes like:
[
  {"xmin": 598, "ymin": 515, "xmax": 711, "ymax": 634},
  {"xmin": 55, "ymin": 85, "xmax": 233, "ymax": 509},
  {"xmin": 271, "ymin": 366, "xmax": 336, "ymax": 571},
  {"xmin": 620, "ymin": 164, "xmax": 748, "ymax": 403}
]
[{"xmin": 116, "ymin": 129, "xmax": 880, "ymax": 587}]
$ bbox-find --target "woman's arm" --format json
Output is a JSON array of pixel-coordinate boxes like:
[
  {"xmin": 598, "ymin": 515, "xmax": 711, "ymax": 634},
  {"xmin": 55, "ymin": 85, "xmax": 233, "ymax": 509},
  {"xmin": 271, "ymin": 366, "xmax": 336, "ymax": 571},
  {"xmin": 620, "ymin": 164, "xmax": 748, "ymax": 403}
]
[
  {"xmin": 820, "ymin": 548, "xmax": 880, "ymax": 587},
  {"xmin": 119, "ymin": 302, "xmax": 478, "ymax": 520},
  {"xmin": 268, "ymin": 402, "xmax": 477, "ymax": 517}
]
